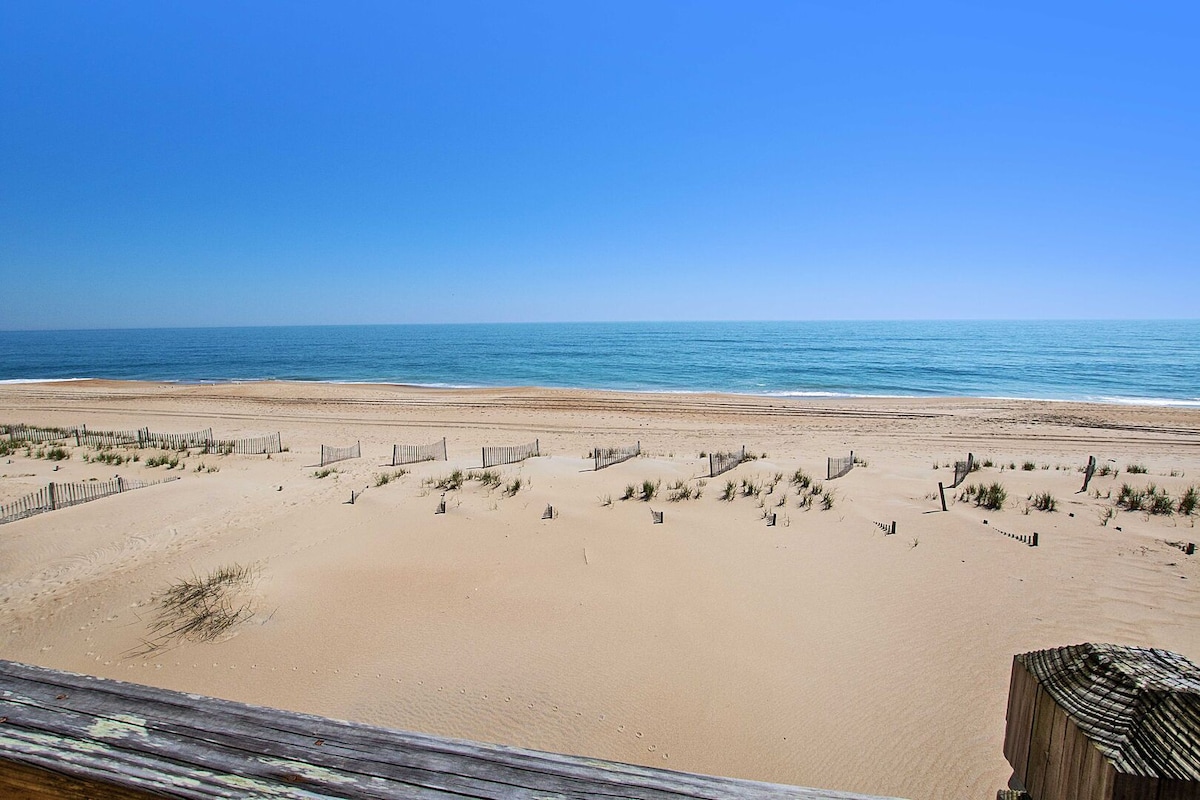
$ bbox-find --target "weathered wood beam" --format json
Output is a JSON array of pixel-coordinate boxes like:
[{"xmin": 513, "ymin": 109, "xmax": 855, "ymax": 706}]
[{"xmin": 0, "ymin": 659, "xmax": 905, "ymax": 800}]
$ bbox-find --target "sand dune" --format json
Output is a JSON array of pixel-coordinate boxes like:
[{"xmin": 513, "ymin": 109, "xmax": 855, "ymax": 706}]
[{"xmin": 1, "ymin": 380, "xmax": 1198, "ymax": 800}]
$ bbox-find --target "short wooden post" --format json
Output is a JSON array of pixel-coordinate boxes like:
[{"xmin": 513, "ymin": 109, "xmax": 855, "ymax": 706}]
[
  {"xmin": 1186, "ymin": 542, "xmax": 1195, "ymax": 556},
  {"xmin": 350, "ymin": 491, "xmax": 356, "ymax": 505},
  {"xmin": 47, "ymin": 482, "xmax": 57, "ymax": 511},
  {"xmin": 543, "ymin": 504, "xmax": 554, "ymax": 520},
  {"xmin": 1031, "ymin": 532, "xmax": 1039, "ymax": 547},
  {"xmin": 117, "ymin": 476, "xmax": 124, "ymax": 493},
  {"xmin": 938, "ymin": 482, "xmax": 947, "ymax": 512},
  {"xmin": 891, "ymin": 521, "xmax": 897, "ymax": 535}
]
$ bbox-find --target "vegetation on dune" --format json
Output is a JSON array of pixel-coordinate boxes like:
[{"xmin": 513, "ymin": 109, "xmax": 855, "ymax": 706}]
[
  {"xmin": 961, "ymin": 482, "xmax": 1007, "ymax": 510},
  {"xmin": 132, "ymin": 563, "xmax": 256, "ymax": 656},
  {"xmin": 1030, "ymin": 492, "xmax": 1056, "ymax": 512},
  {"xmin": 374, "ymin": 468, "xmax": 408, "ymax": 487}
]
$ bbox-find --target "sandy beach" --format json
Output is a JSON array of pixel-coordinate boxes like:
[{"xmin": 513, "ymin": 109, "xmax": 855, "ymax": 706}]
[{"xmin": 1, "ymin": 380, "xmax": 1198, "ymax": 800}]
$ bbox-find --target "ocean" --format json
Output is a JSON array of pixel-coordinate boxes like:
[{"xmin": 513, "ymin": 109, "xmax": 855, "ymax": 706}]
[{"xmin": 0, "ymin": 321, "xmax": 1197, "ymax": 406}]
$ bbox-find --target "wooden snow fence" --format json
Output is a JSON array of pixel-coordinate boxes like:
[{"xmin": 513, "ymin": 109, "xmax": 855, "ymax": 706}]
[
  {"xmin": 3, "ymin": 424, "xmax": 81, "ymax": 443},
  {"xmin": 827, "ymin": 451, "xmax": 854, "ymax": 481},
  {"xmin": 392, "ymin": 438, "xmax": 448, "ymax": 466},
  {"xmin": 594, "ymin": 442, "xmax": 640, "ymax": 471},
  {"xmin": 482, "ymin": 439, "xmax": 539, "ymax": 468},
  {"xmin": 0, "ymin": 659, "xmax": 910, "ymax": 799},
  {"xmin": 951, "ymin": 453, "xmax": 975, "ymax": 489},
  {"xmin": 320, "ymin": 441, "xmax": 361, "ymax": 467},
  {"xmin": 709, "ymin": 446, "xmax": 746, "ymax": 478},
  {"xmin": 206, "ymin": 432, "xmax": 283, "ymax": 455},
  {"xmin": 76, "ymin": 428, "xmax": 144, "ymax": 447},
  {"xmin": 0, "ymin": 477, "xmax": 179, "ymax": 526},
  {"xmin": 1002, "ymin": 643, "xmax": 1200, "ymax": 800},
  {"xmin": 143, "ymin": 428, "xmax": 214, "ymax": 450}
]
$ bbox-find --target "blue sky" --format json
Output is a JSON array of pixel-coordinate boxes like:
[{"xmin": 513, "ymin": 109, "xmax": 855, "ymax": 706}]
[{"xmin": 2, "ymin": 2, "xmax": 1197, "ymax": 329}]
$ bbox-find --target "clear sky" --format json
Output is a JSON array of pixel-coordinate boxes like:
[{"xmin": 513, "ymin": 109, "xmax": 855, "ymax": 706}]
[{"xmin": 2, "ymin": 2, "xmax": 1197, "ymax": 329}]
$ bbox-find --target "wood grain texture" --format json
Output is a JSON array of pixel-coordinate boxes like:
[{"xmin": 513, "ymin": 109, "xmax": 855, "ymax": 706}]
[{"xmin": 0, "ymin": 659, "xmax": 905, "ymax": 800}]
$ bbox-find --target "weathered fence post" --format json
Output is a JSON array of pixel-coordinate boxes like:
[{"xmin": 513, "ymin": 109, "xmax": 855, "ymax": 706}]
[
  {"xmin": 891, "ymin": 521, "xmax": 897, "ymax": 535},
  {"xmin": 1031, "ymin": 532, "xmax": 1039, "ymax": 547},
  {"xmin": 47, "ymin": 482, "xmax": 57, "ymax": 511},
  {"xmin": 117, "ymin": 476, "xmax": 124, "ymax": 493},
  {"xmin": 938, "ymin": 482, "xmax": 947, "ymax": 512},
  {"xmin": 1080, "ymin": 455, "xmax": 1097, "ymax": 493},
  {"xmin": 1187, "ymin": 542, "xmax": 1196, "ymax": 556}
]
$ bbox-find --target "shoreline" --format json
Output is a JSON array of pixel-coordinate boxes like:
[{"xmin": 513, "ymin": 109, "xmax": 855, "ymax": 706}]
[
  {"xmin": 2, "ymin": 378, "xmax": 1198, "ymax": 800},
  {"xmin": 1, "ymin": 377, "xmax": 1199, "ymax": 410}
]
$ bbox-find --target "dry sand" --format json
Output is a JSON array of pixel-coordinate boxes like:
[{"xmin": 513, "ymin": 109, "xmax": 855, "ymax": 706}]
[{"xmin": 2, "ymin": 380, "xmax": 1199, "ymax": 800}]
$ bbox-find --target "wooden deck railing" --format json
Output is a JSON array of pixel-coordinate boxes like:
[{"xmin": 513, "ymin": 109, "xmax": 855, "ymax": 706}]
[{"xmin": 0, "ymin": 659, "xmax": 904, "ymax": 799}]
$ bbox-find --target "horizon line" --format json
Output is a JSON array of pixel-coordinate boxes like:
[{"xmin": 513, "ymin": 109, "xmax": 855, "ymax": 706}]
[{"xmin": 3, "ymin": 318, "xmax": 1199, "ymax": 334}]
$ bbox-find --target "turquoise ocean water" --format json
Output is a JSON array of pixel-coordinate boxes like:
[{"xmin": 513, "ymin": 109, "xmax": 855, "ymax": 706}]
[{"xmin": 0, "ymin": 321, "xmax": 1196, "ymax": 406}]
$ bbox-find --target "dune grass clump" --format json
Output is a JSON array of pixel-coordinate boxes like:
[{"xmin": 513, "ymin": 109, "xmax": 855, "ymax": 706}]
[
  {"xmin": 740, "ymin": 478, "xmax": 760, "ymax": 498},
  {"xmin": 1126, "ymin": 464, "xmax": 1148, "ymax": 474},
  {"xmin": 1147, "ymin": 487, "xmax": 1174, "ymax": 515},
  {"xmin": 790, "ymin": 468, "xmax": 812, "ymax": 490},
  {"xmin": 135, "ymin": 563, "xmax": 256, "ymax": 655},
  {"xmin": 1031, "ymin": 492, "xmax": 1057, "ymax": 512},
  {"xmin": 720, "ymin": 479, "xmax": 736, "ymax": 501},
  {"xmin": 820, "ymin": 490, "xmax": 835, "ymax": 511},
  {"xmin": 87, "ymin": 449, "xmax": 129, "ymax": 466},
  {"xmin": 1117, "ymin": 483, "xmax": 1145, "ymax": 511},
  {"xmin": 622, "ymin": 483, "xmax": 637, "ymax": 500},
  {"xmin": 425, "ymin": 469, "xmax": 465, "ymax": 491},
  {"xmin": 1115, "ymin": 483, "xmax": 1173, "ymax": 514},
  {"xmin": 468, "ymin": 469, "xmax": 502, "ymax": 488},
  {"xmin": 504, "ymin": 477, "xmax": 524, "ymax": 497},
  {"xmin": 374, "ymin": 468, "xmax": 408, "ymax": 487},
  {"xmin": 1178, "ymin": 486, "xmax": 1198, "ymax": 516},
  {"xmin": 146, "ymin": 452, "xmax": 180, "ymax": 469},
  {"xmin": 1097, "ymin": 463, "xmax": 1115, "ymax": 477},
  {"xmin": 639, "ymin": 479, "xmax": 660, "ymax": 501},
  {"xmin": 666, "ymin": 480, "xmax": 693, "ymax": 502},
  {"xmin": 961, "ymin": 482, "xmax": 1007, "ymax": 510},
  {"xmin": 1021, "ymin": 461, "xmax": 1036, "ymax": 471},
  {"xmin": 313, "ymin": 467, "xmax": 337, "ymax": 479}
]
